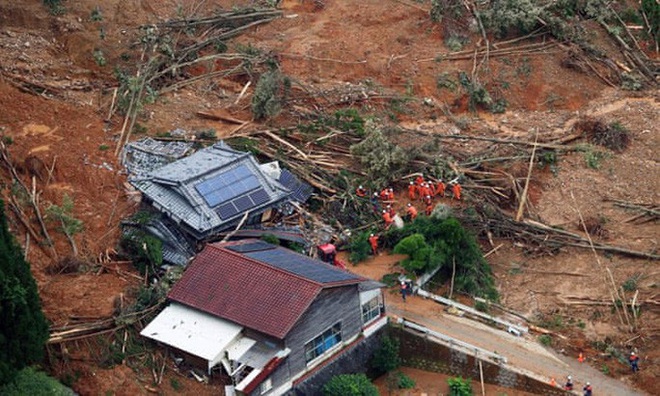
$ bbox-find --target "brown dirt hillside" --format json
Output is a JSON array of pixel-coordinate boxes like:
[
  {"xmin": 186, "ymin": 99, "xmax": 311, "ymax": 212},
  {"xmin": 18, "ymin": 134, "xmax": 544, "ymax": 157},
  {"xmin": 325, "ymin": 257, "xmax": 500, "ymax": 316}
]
[{"xmin": 0, "ymin": 0, "xmax": 657, "ymax": 395}]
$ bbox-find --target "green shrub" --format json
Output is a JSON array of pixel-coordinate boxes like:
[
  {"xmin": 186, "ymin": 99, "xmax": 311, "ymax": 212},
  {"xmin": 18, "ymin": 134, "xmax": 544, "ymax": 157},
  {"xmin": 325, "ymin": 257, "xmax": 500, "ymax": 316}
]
[
  {"xmin": 474, "ymin": 300, "xmax": 489, "ymax": 313},
  {"xmin": 448, "ymin": 376, "xmax": 473, "ymax": 396},
  {"xmin": 120, "ymin": 232, "xmax": 163, "ymax": 276},
  {"xmin": 371, "ymin": 335, "xmax": 401, "ymax": 374},
  {"xmin": 396, "ymin": 371, "xmax": 415, "ymax": 389},
  {"xmin": 539, "ymin": 334, "xmax": 552, "ymax": 346},
  {"xmin": 322, "ymin": 374, "xmax": 378, "ymax": 396},
  {"xmin": 622, "ymin": 275, "xmax": 639, "ymax": 292},
  {"xmin": 348, "ymin": 231, "xmax": 373, "ymax": 264},
  {"xmin": 43, "ymin": 0, "xmax": 65, "ymax": 15},
  {"xmin": 0, "ymin": 367, "xmax": 73, "ymax": 396},
  {"xmin": 260, "ymin": 234, "xmax": 280, "ymax": 245},
  {"xmin": 251, "ymin": 70, "xmax": 291, "ymax": 120},
  {"xmin": 393, "ymin": 234, "xmax": 441, "ymax": 274},
  {"xmin": 350, "ymin": 122, "xmax": 411, "ymax": 187}
]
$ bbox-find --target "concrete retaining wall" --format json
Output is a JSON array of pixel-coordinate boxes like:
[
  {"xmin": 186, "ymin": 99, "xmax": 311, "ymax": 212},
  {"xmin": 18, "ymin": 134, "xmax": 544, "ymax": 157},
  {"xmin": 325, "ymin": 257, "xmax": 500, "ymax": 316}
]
[
  {"xmin": 390, "ymin": 326, "xmax": 569, "ymax": 395},
  {"xmin": 287, "ymin": 329, "xmax": 385, "ymax": 396}
]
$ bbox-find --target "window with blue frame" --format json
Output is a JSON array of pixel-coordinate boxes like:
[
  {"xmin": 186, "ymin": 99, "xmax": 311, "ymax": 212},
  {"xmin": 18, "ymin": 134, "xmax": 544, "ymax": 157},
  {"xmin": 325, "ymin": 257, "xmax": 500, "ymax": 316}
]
[{"xmin": 304, "ymin": 322, "xmax": 342, "ymax": 363}]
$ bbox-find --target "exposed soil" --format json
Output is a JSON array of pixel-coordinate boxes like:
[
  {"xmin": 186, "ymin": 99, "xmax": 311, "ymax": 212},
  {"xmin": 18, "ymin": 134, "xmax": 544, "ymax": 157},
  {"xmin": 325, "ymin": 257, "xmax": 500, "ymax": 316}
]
[{"xmin": 0, "ymin": 0, "xmax": 657, "ymax": 395}]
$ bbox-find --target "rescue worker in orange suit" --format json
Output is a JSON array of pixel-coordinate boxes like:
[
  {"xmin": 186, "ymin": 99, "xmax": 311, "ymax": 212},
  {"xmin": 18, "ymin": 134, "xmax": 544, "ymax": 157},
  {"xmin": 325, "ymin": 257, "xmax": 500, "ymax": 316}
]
[
  {"xmin": 423, "ymin": 195, "xmax": 432, "ymax": 206},
  {"xmin": 630, "ymin": 352, "xmax": 640, "ymax": 372},
  {"xmin": 436, "ymin": 179, "xmax": 445, "ymax": 197},
  {"xmin": 406, "ymin": 203, "xmax": 418, "ymax": 221},
  {"xmin": 368, "ymin": 233, "xmax": 379, "ymax": 255},
  {"xmin": 408, "ymin": 181, "xmax": 416, "ymax": 200},
  {"xmin": 387, "ymin": 188, "xmax": 395, "ymax": 201},
  {"xmin": 425, "ymin": 202, "xmax": 434, "ymax": 216},
  {"xmin": 382, "ymin": 210, "xmax": 393, "ymax": 229},
  {"xmin": 379, "ymin": 188, "xmax": 389, "ymax": 201},
  {"xmin": 386, "ymin": 204, "xmax": 395, "ymax": 217},
  {"xmin": 356, "ymin": 185, "xmax": 367, "ymax": 197},
  {"xmin": 452, "ymin": 182, "xmax": 462, "ymax": 200},
  {"xmin": 415, "ymin": 174, "xmax": 424, "ymax": 186},
  {"xmin": 428, "ymin": 182, "xmax": 436, "ymax": 196},
  {"xmin": 583, "ymin": 382, "xmax": 592, "ymax": 396}
]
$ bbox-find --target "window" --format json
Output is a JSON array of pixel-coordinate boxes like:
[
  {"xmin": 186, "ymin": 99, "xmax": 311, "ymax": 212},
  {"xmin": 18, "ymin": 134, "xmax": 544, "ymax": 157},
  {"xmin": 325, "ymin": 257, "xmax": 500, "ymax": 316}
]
[
  {"xmin": 362, "ymin": 296, "xmax": 382, "ymax": 324},
  {"xmin": 260, "ymin": 378, "xmax": 272, "ymax": 394},
  {"xmin": 304, "ymin": 323, "xmax": 342, "ymax": 363}
]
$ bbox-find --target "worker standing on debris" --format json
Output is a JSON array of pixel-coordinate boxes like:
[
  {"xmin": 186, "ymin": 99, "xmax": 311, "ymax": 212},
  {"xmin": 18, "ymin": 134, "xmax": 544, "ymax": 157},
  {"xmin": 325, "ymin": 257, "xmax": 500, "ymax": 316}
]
[
  {"xmin": 564, "ymin": 375, "xmax": 574, "ymax": 391},
  {"xmin": 382, "ymin": 210, "xmax": 393, "ymax": 229},
  {"xmin": 408, "ymin": 181, "xmax": 416, "ymax": 200},
  {"xmin": 428, "ymin": 181, "xmax": 436, "ymax": 196},
  {"xmin": 415, "ymin": 174, "xmax": 424, "ymax": 186},
  {"xmin": 451, "ymin": 182, "xmax": 462, "ymax": 200},
  {"xmin": 386, "ymin": 204, "xmax": 395, "ymax": 217},
  {"xmin": 436, "ymin": 179, "xmax": 445, "ymax": 197},
  {"xmin": 583, "ymin": 382, "xmax": 592, "ymax": 396},
  {"xmin": 368, "ymin": 234, "xmax": 379, "ymax": 255},
  {"xmin": 387, "ymin": 188, "xmax": 395, "ymax": 201},
  {"xmin": 423, "ymin": 194, "xmax": 433, "ymax": 206},
  {"xmin": 371, "ymin": 193, "xmax": 380, "ymax": 213},
  {"xmin": 629, "ymin": 352, "xmax": 640, "ymax": 372},
  {"xmin": 379, "ymin": 188, "xmax": 389, "ymax": 201},
  {"xmin": 356, "ymin": 185, "xmax": 367, "ymax": 197},
  {"xmin": 425, "ymin": 202, "xmax": 434, "ymax": 216},
  {"xmin": 406, "ymin": 203, "xmax": 418, "ymax": 221}
]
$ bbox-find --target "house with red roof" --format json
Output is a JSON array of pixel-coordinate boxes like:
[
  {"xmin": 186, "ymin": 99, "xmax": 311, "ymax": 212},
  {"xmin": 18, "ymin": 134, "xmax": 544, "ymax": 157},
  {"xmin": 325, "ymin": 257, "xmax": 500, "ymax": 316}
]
[{"xmin": 140, "ymin": 239, "xmax": 387, "ymax": 395}]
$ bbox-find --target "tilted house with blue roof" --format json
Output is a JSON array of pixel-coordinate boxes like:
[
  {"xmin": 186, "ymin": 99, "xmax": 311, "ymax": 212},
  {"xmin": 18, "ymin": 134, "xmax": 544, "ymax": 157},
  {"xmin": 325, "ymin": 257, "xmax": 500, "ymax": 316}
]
[
  {"xmin": 127, "ymin": 141, "xmax": 311, "ymax": 264},
  {"xmin": 141, "ymin": 239, "xmax": 387, "ymax": 395}
]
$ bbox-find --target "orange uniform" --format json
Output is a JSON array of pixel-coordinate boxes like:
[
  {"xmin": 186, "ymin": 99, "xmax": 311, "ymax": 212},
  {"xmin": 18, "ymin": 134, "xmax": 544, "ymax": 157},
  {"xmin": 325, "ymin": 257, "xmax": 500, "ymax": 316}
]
[
  {"xmin": 368, "ymin": 234, "xmax": 379, "ymax": 255},
  {"xmin": 382, "ymin": 211, "xmax": 393, "ymax": 228},
  {"xmin": 379, "ymin": 188, "xmax": 389, "ymax": 201},
  {"xmin": 452, "ymin": 183, "xmax": 461, "ymax": 200},
  {"xmin": 436, "ymin": 181, "xmax": 445, "ymax": 197},
  {"xmin": 429, "ymin": 183, "xmax": 436, "ymax": 196},
  {"xmin": 408, "ymin": 182, "xmax": 416, "ymax": 200},
  {"xmin": 415, "ymin": 175, "xmax": 424, "ymax": 186},
  {"xmin": 406, "ymin": 204, "xmax": 418, "ymax": 220},
  {"xmin": 356, "ymin": 185, "xmax": 367, "ymax": 197},
  {"xmin": 387, "ymin": 188, "xmax": 395, "ymax": 201},
  {"xmin": 423, "ymin": 195, "xmax": 432, "ymax": 205},
  {"xmin": 425, "ymin": 203, "xmax": 434, "ymax": 216}
]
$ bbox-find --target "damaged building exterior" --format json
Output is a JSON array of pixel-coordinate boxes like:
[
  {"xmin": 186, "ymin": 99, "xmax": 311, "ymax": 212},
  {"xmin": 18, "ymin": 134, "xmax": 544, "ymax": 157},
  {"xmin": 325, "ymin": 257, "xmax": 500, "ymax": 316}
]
[
  {"xmin": 140, "ymin": 240, "xmax": 388, "ymax": 395},
  {"xmin": 123, "ymin": 139, "xmax": 312, "ymax": 265}
]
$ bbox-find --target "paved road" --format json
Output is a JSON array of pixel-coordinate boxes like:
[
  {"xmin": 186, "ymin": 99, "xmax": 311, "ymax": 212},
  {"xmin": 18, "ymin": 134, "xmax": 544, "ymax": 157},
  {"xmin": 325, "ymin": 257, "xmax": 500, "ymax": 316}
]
[{"xmin": 386, "ymin": 295, "xmax": 645, "ymax": 396}]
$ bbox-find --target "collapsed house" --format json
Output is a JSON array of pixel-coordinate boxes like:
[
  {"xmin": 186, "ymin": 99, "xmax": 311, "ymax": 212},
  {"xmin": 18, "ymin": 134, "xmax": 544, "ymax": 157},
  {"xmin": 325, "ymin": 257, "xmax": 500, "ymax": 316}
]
[
  {"xmin": 123, "ymin": 138, "xmax": 312, "ymax": 265},
  {"xmin": 140, "ymin": 239, "xmax": 387, "ymax": 395}
]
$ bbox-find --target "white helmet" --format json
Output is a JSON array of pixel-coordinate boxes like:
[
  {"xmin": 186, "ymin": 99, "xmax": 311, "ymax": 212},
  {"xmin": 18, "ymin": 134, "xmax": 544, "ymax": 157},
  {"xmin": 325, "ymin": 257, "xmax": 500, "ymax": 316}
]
[
  {"xmin": 567, "ymin": 375, "xmax": 572, "ymax": 380},
  {"xmin": 586, "ymin": 382, "xmax": 590, "ymax": 386},
  {"xmin": 359, "ymin": 185, "xmax": 363, "ymax": 189},
  {"xmin": 370, "ymin": 233, "xmax": 374, "ymax": 237},
  {"xmin": 631, "ymin": 352, "xmax": 636, "ymax": 356},
  {"xmin": 407, "ymin": 203, "xmax": 411, "ymax": 207}
]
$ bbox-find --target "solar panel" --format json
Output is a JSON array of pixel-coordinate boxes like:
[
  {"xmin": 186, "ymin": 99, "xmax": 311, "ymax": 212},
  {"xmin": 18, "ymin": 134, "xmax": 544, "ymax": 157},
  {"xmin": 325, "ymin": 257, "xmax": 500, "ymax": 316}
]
[
  {"xmin": 225, "ymin": 241, "xmax": 276, "ymax": 253},
  {"xmin": 216, "ymin": 202, "xmax": 239, "ymax": 219},
  {"xmin": 245, "ymin": 249, "xmax": 359, "ymax": 284},
  {"xmin": 195, "ymin": 165, "xmax": 260, "ymax": 207},
  {"xmin": 234, "ymin": 196, "xmax": 253, "ymax": 212},
  {"xmin": 248, "ymin": 189, "xmax": 270, "ymax": 206},
  {"xmin": 278, "ymin": 169, "xmax": 313, "ymax": 203}
]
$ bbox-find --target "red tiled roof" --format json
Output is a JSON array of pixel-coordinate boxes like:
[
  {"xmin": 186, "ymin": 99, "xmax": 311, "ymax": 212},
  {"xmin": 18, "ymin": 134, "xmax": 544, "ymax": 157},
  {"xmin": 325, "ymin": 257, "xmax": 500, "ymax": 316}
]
[{"xmin": 168, "ymin": 243, "xmax": 354, "ymax": 339}]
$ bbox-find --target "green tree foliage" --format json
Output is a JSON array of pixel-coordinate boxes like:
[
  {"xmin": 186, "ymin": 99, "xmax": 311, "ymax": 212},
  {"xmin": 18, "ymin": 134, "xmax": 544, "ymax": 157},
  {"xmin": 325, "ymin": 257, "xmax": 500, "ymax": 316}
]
[
  {"xmin": 0, "ymin": 367, "xmax": 73, "ymax": 396},
  {"xmin": 385, "ymin": 216, "xmax": 498, "ymax": 300},
  {"xmin": 323, "ymin": 374, "xmax": 379, "ymax": 396},
  {"xmin": 120, "ymin": 232, "xmax": 163, "ymax": 276},
  {"xmin": 370, "ymin": 335, "xmax": 401, "ymax": 374},
  {"xmin": 448, "ymin": 376, "xmax": 473, "ymax": 396},
  {"xmin": 251, "ymin": 70, "xmax": 291, "ymax": 120},
  {"xmin": 348, "ymin": 231, "xmax": 373, "ymax": 264},
  {"xmin": 393, "ymin": 234, "xmax": 442, "ymax": 274},
  {"xmin": 641, "ymin": 0, "xmax": 660, "ymax": 46},
  {"xmin": 350, "ymin": 122, "xmax": 411, "ymax": 187},
  {"xmin": 0, "ymin": 200, "xmax": 49, "ymax": 385}
]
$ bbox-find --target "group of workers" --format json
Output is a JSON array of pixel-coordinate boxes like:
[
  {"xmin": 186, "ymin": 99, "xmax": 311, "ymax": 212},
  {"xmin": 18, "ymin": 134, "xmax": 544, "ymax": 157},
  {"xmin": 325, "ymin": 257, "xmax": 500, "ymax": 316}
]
[
  {"xmin": 356, "ymin": 174, "xmax": 463, "ymax": 230},
  {"xmin": 551, "ymin": 351, "xmax": 641, "ymax": 395}
]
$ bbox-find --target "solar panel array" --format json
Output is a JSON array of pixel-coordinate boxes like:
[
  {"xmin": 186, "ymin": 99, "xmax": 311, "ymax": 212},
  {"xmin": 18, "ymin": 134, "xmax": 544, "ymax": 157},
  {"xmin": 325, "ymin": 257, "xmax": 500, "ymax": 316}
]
[
  {"xmin": 225, "ymin": 241, "xmax": 276, "ymax": 253},
  {"xmin": 195, "ymin": 165, "xmax": 260, "ymax": 207},
  {"xmin": 245, "ymin": 248, "xmax": 359, "ymax": 284},
  {"xmin": 215, "ymin": 188, "xmax": 270, "ymax": 219},
  {"xmin": 278, "ymin": 169, "xmax": 313, "ymax": 203}
]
